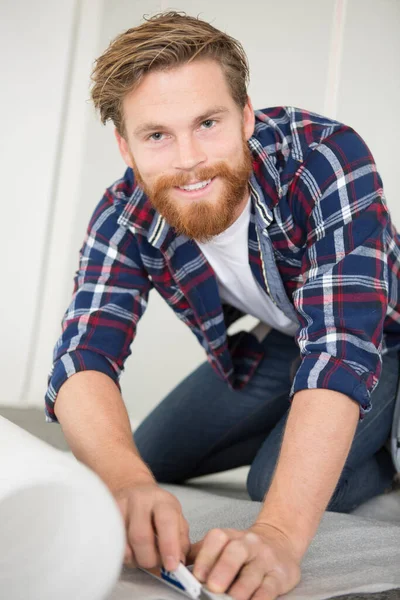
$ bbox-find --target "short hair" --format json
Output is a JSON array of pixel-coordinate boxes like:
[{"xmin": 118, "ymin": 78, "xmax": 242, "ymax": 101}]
[{"xmin": 90, "ymin": 11, "xmax": 250, "ymax": 138}]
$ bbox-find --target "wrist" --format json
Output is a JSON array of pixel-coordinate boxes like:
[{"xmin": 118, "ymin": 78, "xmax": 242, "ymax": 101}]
[
  {"xmin": 255, "ymin": 476, "xmax": 320, "ymax": 560},
  {"xmin": 110, "ymin": 470, "xmax": 156, "ymax": 495},
  {"xmin": 253, "ymin": 514, "xmax": 310, "ymax": 562},
  {"xmin": 100, "ymin": 453, "xmax": 156, "ymax": 494}
]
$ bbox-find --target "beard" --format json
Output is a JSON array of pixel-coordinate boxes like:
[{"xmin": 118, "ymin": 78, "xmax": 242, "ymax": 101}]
[{"xmin": 129, "ymin": 135, "xmax": 253, "ymax": 242}]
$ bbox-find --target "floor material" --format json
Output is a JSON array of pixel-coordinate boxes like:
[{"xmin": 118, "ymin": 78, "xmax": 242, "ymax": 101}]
[{"xmin": 2, "ymin": 407, "xmax": 399, "ymax": 600}]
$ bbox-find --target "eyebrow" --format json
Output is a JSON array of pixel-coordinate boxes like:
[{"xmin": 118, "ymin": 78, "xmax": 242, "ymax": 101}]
[{"xmin": 132, "ymin": 105, "xmax": 229, "ymax": 138}]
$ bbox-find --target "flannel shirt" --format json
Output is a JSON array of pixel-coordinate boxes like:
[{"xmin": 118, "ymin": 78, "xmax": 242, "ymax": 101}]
[{"xmin": 45, "ymin": 106, "xmax": 400, "ymax": 424}]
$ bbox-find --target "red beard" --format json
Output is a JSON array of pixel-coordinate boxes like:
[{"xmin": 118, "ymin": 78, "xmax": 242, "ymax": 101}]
[{"xmin": 130, "ymin": 136, "xmax": 253, "ymax": 242}]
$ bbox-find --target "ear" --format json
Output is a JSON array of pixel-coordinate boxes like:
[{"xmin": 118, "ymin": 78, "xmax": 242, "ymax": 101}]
[
  {"xmin": 114, "ymin": 128, "xmax": 134, "ymax": 168},
  {"xmin": 242, "ymin": 96, "xmax": 256, "ymax": 140}
]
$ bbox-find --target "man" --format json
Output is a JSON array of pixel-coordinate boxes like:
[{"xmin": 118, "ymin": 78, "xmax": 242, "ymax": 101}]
[{"xmin": 45, "ymin": 11, "xmax": 400, "ymax": 600}]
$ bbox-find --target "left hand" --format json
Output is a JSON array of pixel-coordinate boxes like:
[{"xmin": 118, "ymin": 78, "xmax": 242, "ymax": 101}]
[{"xmin": 187, "ymin": 522, "xmax": 301, "ymax": 600}]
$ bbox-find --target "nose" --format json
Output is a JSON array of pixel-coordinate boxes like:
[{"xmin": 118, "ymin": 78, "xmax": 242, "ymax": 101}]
[{"xmin": 173, "ymin": 134, "xmax": 207, "ymax": 172}]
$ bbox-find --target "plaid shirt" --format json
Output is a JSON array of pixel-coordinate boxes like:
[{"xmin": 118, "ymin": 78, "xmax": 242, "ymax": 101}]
[{"xmin": 45, "ymin": 106, "xmax": 400, "ymax": 423}]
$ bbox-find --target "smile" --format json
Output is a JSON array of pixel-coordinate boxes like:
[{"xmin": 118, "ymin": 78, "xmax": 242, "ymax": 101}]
[{"xmin": 174, "ymin": 177, "xmax": 215, "ymax": 196}]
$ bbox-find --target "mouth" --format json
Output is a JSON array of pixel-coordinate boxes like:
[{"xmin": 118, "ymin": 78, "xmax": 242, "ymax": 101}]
[{"xmin": 174, "ymin": 177, "xmax": 216, "ymax": 198}]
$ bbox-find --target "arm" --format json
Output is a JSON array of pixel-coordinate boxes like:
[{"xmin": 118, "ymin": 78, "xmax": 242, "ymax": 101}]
[
  {"xmin": 49, "ymin": 189, "xmax": 190, "ymax": 570},
  {"xmin": 46, "ymin": 189, "xmax": 154, "ymax": 490},
  {"xmin": 55, "ymin": 369, "xmax": 190, "ymax": 571},
  {"xmin": 256, "ymin": 126, "xmax": 390, "ymax": 556},
  {"xmin": 191, "ymin": 127, "xmax": 391, "ymax": 598},
  {"xmin": 54, "ymin": 370, "xmax": 154, "ymax": 493},
  {"xmin": 45, "ymin": 188, "xmax": 152, "ymax": 424},
  {"xmin": 256, "ymin": 388, "xmax": 359, "ymax": 559},
  {"xmin": 190, "ymin": 390, "xmax": 359, "ymax": 595}
]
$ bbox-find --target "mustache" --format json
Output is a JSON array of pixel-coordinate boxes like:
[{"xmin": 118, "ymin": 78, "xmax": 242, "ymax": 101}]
[{"xmin": 153, "ymin": 162, "xmax": 232, "ymax": 194}]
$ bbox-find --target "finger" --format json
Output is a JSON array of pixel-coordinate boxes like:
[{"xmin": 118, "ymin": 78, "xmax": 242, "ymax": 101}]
[
  {"xmin": 117, "ymin": 497, "xmax": 138, "ymax": 568},
  {"xmin": 128, "ymin": 500, "xmax": 160, "ymax": 569},
  {"xmin": 123, "ymin": 541, "xmax": 136, "ymax": 568},
  {"xmin": 180, "ymin": 517, "xmax": 191, "ymax": 563},
  {"xmin": 180, "ymin": 535, "xmax": 189, "ymax": 565},
  {"xmin": 227, "ymin": 558, "xmax": 266, "ymax": 600},
  {"xmin": 192, "ymin": 528, "xmax": 240, "ymax": 583},
  {"xmin": 186, "ymin": 540, "xmax": 203, "ymax": 566},
  {"xmin": 206, "ymin": 533, "xmax": 261, "ymax": 594},
  {"xmin": 153, "ymin": 502, "xmax": 183, "ymax": 571},
  {"xmin": 116, "ymin": 498, "xmax": 134, "ymax": 566},
  {"xmin": 252, "ymin": 574, "xmax": 281, "ymax": 600}
]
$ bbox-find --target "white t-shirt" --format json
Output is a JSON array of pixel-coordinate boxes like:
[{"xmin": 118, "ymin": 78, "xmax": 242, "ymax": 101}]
[{"xmin": 196, "ymin": 196, "xmax": 298, "ymax": 337}]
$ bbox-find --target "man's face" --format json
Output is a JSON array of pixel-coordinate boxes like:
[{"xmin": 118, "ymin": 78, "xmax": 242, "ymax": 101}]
[{"xmin": 116, "ymin": 59, "xmax": 255, "ymax": 241}]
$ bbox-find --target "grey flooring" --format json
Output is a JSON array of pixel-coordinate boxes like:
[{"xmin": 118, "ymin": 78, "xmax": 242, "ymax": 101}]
[{"xmin": 1, "ymin": 406, "xmax": 399, "ymax": 600}]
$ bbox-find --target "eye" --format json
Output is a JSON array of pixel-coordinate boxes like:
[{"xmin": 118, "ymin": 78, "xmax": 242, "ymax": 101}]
[
  {"xmin": 201, "ymin": 119, "xmax": 216, "ymax": 129},
  {"xmin": 148, "ymin": 132, "xmax": 164, "ymax": 142}
]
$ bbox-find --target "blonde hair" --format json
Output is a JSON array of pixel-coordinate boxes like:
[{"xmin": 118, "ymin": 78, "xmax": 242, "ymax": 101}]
[{"xmin": 90, "ymin": 11, "xmax": 250, "ymax": 138}]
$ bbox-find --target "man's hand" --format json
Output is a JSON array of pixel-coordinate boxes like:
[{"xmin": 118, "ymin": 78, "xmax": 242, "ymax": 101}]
[
  {"xmin": 188, "ymin": 523, "xmax": 301, "ymax": 600},
  {"xmin": 114, "ymin": 483, "xmax": 190, "ymax": 572}
]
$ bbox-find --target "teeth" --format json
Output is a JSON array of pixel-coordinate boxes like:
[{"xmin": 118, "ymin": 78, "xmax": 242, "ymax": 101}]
[{"xmin": 179, "ymin": 178, "xmax": 212, "ymax": 191}]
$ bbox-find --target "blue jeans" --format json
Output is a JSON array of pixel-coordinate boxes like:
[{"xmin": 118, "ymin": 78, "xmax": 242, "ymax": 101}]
[{"xmin": 134, "ymin": 328, "xmax": 399, "ymax": 512}]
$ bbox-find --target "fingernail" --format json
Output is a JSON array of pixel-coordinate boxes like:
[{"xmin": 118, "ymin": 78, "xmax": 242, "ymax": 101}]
[
  {"xmin": 165, "ymin": 555, "xmax": 179, "ymax": 571},
  {"xmin": 208, "ymin": 579, "xmax": 224, "ymax": 593},
  {"xmin": 193, "ymin": 568, "xmax": 206, "ymax": 582}
]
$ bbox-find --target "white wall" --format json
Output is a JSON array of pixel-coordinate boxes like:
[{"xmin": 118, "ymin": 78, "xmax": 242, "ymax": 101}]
[
  {"xmin": 336, "ymin": 0, "xmax": 400, "ymax": 214},
  {"xmin": 0, "ymin": 0, "xmax": 77, "ymax": 406},
  {"xmin": 3, "ymin": 0, "xmax": 399, "ymax": 423}
]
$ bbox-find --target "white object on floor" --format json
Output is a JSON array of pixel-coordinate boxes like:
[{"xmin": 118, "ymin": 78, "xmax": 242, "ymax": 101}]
[{"xmin": 0, "ymin": 416, "xmax": 125, "ymax": 600}]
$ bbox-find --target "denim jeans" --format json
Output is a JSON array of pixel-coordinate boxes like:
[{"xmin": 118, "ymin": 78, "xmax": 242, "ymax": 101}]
[{"xmin": 134, "ymin": 328, "xmax": 399, "ymax": 512}]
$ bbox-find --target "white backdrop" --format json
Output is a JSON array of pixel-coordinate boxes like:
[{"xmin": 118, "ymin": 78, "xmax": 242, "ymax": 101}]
[
  {"xmin": 0, "ymin": 0, "xmax": 77, "ymax": 407},
  {"xmin": 2, "ymin": 0, "xmax": 399, "ymax": 423}
]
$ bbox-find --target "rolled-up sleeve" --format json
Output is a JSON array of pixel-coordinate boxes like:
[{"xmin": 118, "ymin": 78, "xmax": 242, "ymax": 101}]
[
  {"xmin": 288, "ymin": 127, "xmax": 390, "ymax": 418},
  {"xmin": 45, "ymin": 192, "xmax": 152, "ymax": 423}
]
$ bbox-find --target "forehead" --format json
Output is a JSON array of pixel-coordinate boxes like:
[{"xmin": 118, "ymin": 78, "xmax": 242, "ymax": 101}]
[{"xmin": 123, "ymin": 59, "xmax": 236, "ymax": 127}]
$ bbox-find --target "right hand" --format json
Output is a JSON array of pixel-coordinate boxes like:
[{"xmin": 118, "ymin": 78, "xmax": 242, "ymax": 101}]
[{"xmin": 114, "ymin": 482, "xmax": 190, "ymax": 572}]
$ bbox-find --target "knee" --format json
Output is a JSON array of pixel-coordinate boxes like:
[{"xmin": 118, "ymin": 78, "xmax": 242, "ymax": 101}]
[{"xmin": 246, "ymin": 463, "xmax": 274, "ymax": 502}]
